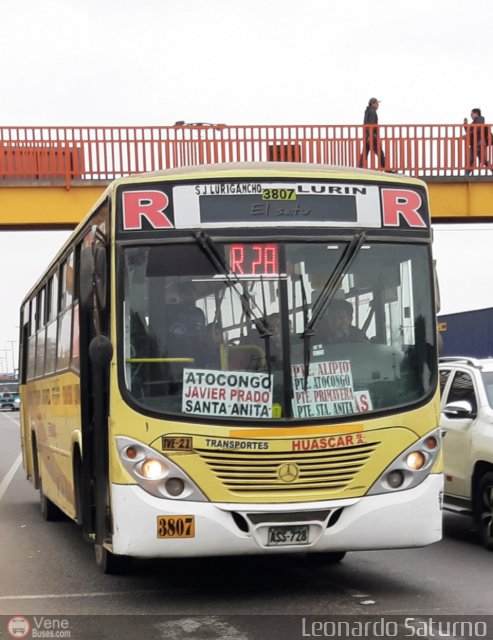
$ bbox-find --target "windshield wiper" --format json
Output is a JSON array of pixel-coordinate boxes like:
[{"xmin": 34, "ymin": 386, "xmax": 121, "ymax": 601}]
[
  {"xmin": 194, "ymin": 231, "xmax": 273, "ymax": 370},
  {"xmin": 299, "ymin": 231, "xmax": 367, "ymax": 389},
  {"xmin": 298, "ymin": 273, "xmax": 311, "ymax": 391}
]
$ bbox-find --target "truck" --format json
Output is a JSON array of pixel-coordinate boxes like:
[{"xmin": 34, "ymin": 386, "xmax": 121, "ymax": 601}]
[{"xmin": 438, "ymin": 307, "xmax": 493, "ymax": 358}]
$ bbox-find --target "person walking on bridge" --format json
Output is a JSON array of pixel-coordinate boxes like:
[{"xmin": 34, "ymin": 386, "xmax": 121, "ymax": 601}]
[
  {"xmin": 358, "ymin": 97, "xmax": 386, "ymax": 170},
  {"xmin": 464, "ymin": 108, "xmax": 492, "ymax": 175}
]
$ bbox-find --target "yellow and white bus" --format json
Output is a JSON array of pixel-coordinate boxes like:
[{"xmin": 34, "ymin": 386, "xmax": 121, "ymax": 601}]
[{"xmin": 19, "ymin": 163, "xmax": 442, "ymax": 573}]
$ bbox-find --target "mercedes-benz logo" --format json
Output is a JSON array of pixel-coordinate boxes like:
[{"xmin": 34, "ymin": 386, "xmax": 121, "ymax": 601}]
[{"xmin": 278, "ymin": 463, "xmax": 299, "ymax": 483}]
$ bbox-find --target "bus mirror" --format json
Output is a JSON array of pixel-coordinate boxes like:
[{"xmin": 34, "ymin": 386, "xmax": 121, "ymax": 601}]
[
  {"xmin": 89, "ymin": 335, "xmax": 113, "ymax": 368},
  {"xmin": 433, "ymin": 259, "xmax": 441, "ymax": 314},
  {"xmin": 94, "ymin": 246, "xmax": 107, "ymax": 311},
  {"xmin": 80, "ymin": 246, "xmax": 95, "ymax": 311},
  {"xmin": 79, "ymin": 246, "xmax": 107, "ymax": 312}
]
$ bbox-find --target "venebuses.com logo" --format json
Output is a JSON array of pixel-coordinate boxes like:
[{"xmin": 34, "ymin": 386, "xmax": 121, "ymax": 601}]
[
  {"xmin": 6, "ymin": 616, "xmax": 71, "ymax": 639},
  {"xmin": 7, "ymin": 617, "xmax": 30, "ymax": 639}
]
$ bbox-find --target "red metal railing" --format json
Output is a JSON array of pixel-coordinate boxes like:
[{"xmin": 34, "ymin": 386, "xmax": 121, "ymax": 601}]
[{"xmin": 0, "ymin": 124, "xmax": 492, "ymax": 188}]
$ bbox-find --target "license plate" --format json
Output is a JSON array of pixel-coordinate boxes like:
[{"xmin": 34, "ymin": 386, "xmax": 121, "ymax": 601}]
[
  {"xmin": 267, "ymin": 525, "xmax": 309, "ymax": 546},
  {"xmin": 157, "ymin": 515, "xmax": 195, "ymax": 539}
]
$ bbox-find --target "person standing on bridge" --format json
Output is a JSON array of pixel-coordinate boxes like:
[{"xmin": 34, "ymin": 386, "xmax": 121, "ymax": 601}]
[
  {"xmin": 464, "ymin": 108, "xmax": 492, "ymax": 175},
  {"xmin": 358, "ymin": 97, "xmax": 387, "ymax": 170}
]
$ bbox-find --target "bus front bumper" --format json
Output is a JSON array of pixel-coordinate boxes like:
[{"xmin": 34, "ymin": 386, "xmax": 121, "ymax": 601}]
[{"xmin": 110, "ymin": 474, "xmax": 443, "ymax": 558}]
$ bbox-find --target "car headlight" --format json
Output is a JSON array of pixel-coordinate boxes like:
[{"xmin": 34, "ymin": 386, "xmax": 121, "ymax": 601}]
[
  {"xmin": 116, "ymin": 436, "xmax": 207, "ymax": 501},
  {"xmin": 367, "ymin": 428, "xmax": 441, "ymax": 495}
]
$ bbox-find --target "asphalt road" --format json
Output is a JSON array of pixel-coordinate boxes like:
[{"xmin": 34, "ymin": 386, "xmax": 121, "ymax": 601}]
[{"xmin": 1, "ymin": 411, "xmax": 492, "ymax": 639}]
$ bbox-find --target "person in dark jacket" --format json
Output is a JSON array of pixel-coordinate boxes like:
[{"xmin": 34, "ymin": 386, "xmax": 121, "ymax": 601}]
[
  {"xmin": 464, "ymin": 108, "xmax": 492, "ymax": 175},
  {"xmin": 358, "ymin": 97, "xmax": 386, "ymax": 169},
  {"xmin": 326, "ymin": 299, "xmax": 368, "ymax": 344}
]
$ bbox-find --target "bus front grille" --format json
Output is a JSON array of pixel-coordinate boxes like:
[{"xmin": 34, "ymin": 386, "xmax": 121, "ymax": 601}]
[{"xmin": 195, "ymin": 443, "xmax": 379, "ymax": 494}]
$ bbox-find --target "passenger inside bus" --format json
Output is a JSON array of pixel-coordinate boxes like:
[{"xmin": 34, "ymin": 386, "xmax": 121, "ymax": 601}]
[{"xmin": 165, "ymin": 282, "xmax": 206, "ymax": 344}]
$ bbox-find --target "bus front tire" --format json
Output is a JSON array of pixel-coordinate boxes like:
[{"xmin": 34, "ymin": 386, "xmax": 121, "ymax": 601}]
[
  {"xmin": 95, "ymin": 544, "xmax": 133, "ymax": 574},
  {"xmin": 34, "ymin": 445, "xmax": 63, "ymax": 522},
  {"xmin": 73, "ymin": 450, "xmax": 83, "ymax": 527},
  {"xmin": 39, "ymin": 478, "xmax": 63, "ymax": 522}
]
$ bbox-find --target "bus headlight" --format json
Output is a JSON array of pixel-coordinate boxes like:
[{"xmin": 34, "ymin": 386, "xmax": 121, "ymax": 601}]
[
  {"xmin": 166, "ymin": 477, "xmax": 185, "ymax": 496},
  {"xmin": 367, "ymin": 429, "xmax": 441, "ymax": 496},
  {"xmin": 406, "ymin": 451, "xmax": 426, "ymax": 470},
  {"xmin": 141, "ymin": 458, "xmax": 167, "ymax": 480},
  {"xmin": 116, "ymin": 436, "xmax": 207, "ymax": 502},
  {"xmin": 386, "ymin": 470, "xmax": 405, "ymax": 488}
]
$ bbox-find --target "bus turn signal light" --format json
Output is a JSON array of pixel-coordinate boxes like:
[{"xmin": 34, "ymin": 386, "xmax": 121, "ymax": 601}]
[
  {"xmin": 125, "ymin": 446, "xmax": 138, "ymax": 459},
  {"xmin": 424, "ymin": 436, "xmax": 438, "ymax": 450}
]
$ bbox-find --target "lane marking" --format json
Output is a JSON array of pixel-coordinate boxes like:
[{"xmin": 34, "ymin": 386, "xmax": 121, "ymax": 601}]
[
  {"xmin": 0, "ymin": 590, "xmax": 167, "ymax": 600},
  {"xmin": 0, "ymin": 411, "xmax": 20, "ymax": 425},
  {"xmin": 0, "ymin": 453, "xmax": 22, "ymax": 502}
]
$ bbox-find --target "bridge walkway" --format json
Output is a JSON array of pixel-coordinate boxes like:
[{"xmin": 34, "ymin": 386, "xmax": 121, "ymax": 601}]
[{"xmin": 1, "ymin": 124, "xmax": 492, "ymax": 227}]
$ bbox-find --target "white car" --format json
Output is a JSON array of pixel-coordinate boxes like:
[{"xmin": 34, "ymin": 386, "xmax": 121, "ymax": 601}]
[
  {"xmin": 439, "ymin": 357, "xmax": 493, "ymax": 550},
  {"xmin": 0, "ymin": 393, "xmax": 20, "ymax": 411}
]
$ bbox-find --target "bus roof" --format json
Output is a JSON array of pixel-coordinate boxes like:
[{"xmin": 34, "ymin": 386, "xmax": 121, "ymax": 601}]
[{"xmin": 115, "ymin": 161, "xmax": 427, "ymax": 187}]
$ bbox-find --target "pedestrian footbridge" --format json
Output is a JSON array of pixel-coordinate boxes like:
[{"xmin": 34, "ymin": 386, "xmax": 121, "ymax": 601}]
[{"xmin": 1, "ymin": 124, "xmax": 492, "ymax": 228}]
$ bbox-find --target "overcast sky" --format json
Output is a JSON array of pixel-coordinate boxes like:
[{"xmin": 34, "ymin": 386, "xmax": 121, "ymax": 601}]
[{"xmin": 1, "ymin": 0, "xmax": 492, "ymax": 371}]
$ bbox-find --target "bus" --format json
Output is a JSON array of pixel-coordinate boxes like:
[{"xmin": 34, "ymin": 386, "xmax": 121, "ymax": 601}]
[{"xmin": 19, "ymin": 162, "xmax": 443, "ymax": 573}]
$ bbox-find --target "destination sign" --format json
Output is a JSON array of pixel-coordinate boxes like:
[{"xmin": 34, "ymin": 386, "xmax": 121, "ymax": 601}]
[
  {"xmin": 117, "ymin": 180, "xmax": 430, "ymax": 233},
  {"xmin": 226, "ymin": 243, "xmax": 279, "ymax": 275},
  {"xmin": 172, "ymin": 182, "xmax": 382, "ymax": 228},
  {"xmin": 200, "ymin": 192, "xmax": 358, "ymax": 223}
]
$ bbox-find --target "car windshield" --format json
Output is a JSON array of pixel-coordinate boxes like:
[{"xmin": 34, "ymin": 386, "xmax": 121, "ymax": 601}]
[
  {"xmin": 120, "ymin": 240, "xmax": 436, "ymax": 422},
  {"xmin": 0, "ymin": 382, "xmax": 19, "ymax": 394}
]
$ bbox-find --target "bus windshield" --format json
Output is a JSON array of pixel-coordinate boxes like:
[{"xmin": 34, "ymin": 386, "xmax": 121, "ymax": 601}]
[{"xmin": 121, "ymin": 239, "xmax": 436, "ymax": 422}]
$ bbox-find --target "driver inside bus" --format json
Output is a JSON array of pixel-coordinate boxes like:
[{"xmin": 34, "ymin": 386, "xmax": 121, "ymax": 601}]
[
  {"xmin": 166, "ymin": 281, "xmax": 206, "ymax": 340},
  {"xmin": 326, "ymin": 299, "xmax": 368, "ymax": 343}
]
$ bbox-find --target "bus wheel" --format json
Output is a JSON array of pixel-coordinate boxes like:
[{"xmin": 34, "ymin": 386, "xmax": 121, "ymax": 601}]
[
  {"xmin": 39, "ymin": 477, "xmax": 63, "ymax": 522},
  {"xmin": 306, "ymin": 551, "xmax": 346, "ymax": 564},
  {"xmin": 94, "ymin": 544, "xmax": 133, "ymax": 575},
  {"xmin": 34, "ymin": 444, "xmax": 62, "ymax": 522},
  {"xmin": 474, "ymin": 472, "xmax": 493, "ymax": 550},
  {"xmin": 73, "ymin": 451, "xmax": 83, "ymax": 527}
]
